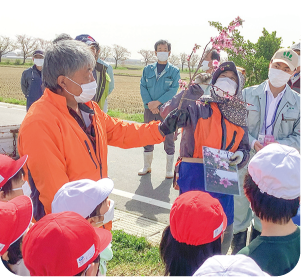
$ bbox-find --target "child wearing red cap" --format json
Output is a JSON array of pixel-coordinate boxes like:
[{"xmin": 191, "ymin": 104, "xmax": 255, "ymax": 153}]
[
  {"xmin": 0, "ymin": 195, "xmax": 33, "ymax": 275},
  {"xmin": 22, "ymin": 211, "xmax": 112, "ymax": 276},
  {"xmin": 160, "ymin": 190, "xmax": 227, "ymax": 276},
  {"xmin": 0, "ymin": 154, "xmax": 31, "ymax": 201}
]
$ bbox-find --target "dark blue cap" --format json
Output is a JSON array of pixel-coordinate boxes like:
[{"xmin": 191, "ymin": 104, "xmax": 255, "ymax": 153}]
[
  {"xmin": 74, "ymin": 34, "xmax": 97, "ymax": 46},
  {"xmin": 32, "ymin": 49, "xmax": 44, "ymax": 57}
]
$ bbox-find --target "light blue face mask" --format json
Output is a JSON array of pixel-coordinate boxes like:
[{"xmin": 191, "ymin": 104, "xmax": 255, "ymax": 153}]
[{"xmin": 98, "ymin": 243, "xmax": 113, "ymax": 276}]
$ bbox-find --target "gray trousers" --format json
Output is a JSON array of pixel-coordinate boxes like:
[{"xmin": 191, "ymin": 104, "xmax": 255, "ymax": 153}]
[
  {"xmin": 222, "ymin": 223, "xmax": 233, "ymax": 254},
  {"xmin": 234, "ymin": 166, "xmax": 262, "ymax": 234},
  {"xmin": 144, "ymin": 109, "xmax": 175, "ymax": 155}
]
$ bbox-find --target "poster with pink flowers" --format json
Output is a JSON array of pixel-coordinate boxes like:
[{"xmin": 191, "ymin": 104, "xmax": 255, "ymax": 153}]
[{"xmin": 203, "ymin": 146, "xmax": 240, "ymax": 196}]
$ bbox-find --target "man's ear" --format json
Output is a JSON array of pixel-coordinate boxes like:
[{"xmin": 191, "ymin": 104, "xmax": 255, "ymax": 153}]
[{"xmin": 57, "ymin": 76, "xmax": 67, "ymax": 90}]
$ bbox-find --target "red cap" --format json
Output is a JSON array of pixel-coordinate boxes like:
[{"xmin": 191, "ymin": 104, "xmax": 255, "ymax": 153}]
[
  {"xmin": 170, "ymin": 191, "xmax": 227, "ymax": 246},
  {"xmin": 22, "ymin": 211, "xmax": 112, "ymax": 276},
  {"xmin": 0, "ymin": 154, "xmax": 28, "ymax": 188},
  {"xmin": 0, "ymin": 195, "xmax": 33, "ymax": 255}
]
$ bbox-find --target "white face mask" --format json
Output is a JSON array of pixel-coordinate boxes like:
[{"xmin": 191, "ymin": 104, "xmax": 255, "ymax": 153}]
[
  {"xmin": 214, "ymin": 77, "xmax": 238, "ymax": 97},
  {"xmin": 65, "ymin": 77, "xmax": 97, "ymax": 103},
  {"xmin": 34, "ymin": 59, "xmax": 44, "ymax": 67},
  {"xmin": 268, "ymin": 68, "xmax": 292, "ymax": 88},
  {"xmin": 157, "ymin": 52, "xmax": 169, "ymax": 62},
  {"xmin": 100, "ymin": 199, "xmax": 115, "ymax": 224},
  {"xmin": 12, "ymin": 181, "xmax": 32, "ymax": 197},
  {"xmin": 200, "ymin": 60, "xmax": 210, "ymax": 71}
]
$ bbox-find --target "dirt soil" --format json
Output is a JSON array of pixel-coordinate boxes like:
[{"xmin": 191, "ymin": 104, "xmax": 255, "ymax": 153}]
[{"xmin": 0, "ymin": 66, "xmax": 188, "ymax": 113}]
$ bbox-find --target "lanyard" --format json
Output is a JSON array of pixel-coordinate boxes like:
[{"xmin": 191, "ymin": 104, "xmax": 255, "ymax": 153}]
[{"xmin": 264, "ymin": 91, "xmax": 284, "ymax": 134}]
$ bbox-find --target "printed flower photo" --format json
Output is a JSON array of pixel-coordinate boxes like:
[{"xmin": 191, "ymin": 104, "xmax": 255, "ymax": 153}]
[{"xmin": 203, "ymin": 146, "xmax": 241, "ymax": 196}]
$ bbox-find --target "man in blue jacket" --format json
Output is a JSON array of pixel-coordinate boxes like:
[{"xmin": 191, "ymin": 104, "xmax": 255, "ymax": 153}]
[
  {"xmin": 139, "ymin": 40, "xmax": 180, "ymax": 178},
  {"xmin": 21, "ymin": 49, "xmax": 44, "ymax": 111}
]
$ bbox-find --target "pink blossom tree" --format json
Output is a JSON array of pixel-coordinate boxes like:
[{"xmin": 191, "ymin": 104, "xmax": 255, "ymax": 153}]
[{"xmin": 178, "ymin": 17, "xmax": 244, "ymax": 109}]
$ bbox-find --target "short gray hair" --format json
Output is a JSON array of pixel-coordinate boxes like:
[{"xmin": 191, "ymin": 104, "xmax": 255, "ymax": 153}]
[{"xmin": 43, "ymin": 40, "xmax": 96, "ymax": 92}]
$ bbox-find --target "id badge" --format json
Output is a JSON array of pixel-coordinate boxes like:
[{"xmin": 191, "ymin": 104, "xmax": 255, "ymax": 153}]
[
  {"xmin": 264, "ymin": 134, "xmax": 275, "ymax": 146},
  {"xmin": 258, "ymin": 133, "xmax": 265, "ymax": 144}
]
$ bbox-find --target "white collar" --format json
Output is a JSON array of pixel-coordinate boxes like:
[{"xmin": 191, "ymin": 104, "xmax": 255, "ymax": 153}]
[{"xmin": 266, "ymin": 82, "xmax": 286, "ymax": 99}]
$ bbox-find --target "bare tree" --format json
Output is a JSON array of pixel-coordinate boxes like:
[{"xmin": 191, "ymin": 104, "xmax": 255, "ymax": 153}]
[
  {"xmin": 112, "ymin": 44, "xmax": 131, "ymax": 68},
  {"xmin": 168, "ymin": 54, "xmax": 180, "ymax": 67},
  {"xmin": 180, "ymin": 52, "xmax": 187, "ymax": 71},
  {"xmin": 190, "ymin": 54, "xmax": 200, "ymax": 71},
  {"xmin": 0, "ymin": 36, "xmax": 15, "ymax": 62},
  {"xmin": 37, "ymin": 38, "xmax": 52, "ymax": 51},
  {"xmin": 99, "ymin": 45, "xmax": 112, "ymax": 61},
  {"xmin": 15, "ymin": 35, "xmax": 38, "ymax": 64},
  {"xmin": 138, "ymin": 49, "xmax": 156, "ymax": 66}
]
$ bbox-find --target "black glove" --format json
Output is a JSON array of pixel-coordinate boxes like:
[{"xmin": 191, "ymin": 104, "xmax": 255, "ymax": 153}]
[
  {"xmin": 187, "ymin": 84, "xmax": 204, "ymax": 96},
  {"xmin": 159, "ymin": 108, "xmax": 189, "ymax": 136}
]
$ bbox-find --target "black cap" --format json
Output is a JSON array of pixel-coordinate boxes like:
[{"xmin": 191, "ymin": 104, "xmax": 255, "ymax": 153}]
[
  {"xmin": 211, "ymin": 61, "xmax": 238, "ymax": 85},
  {"xmin": 211, "ymin": 61, "xmax": 244, "ymax": 95}
]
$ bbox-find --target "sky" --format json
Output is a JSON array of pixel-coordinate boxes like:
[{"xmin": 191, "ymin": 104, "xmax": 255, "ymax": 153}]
[{"xmin": 1, "ymin": 0, "xmax": 300, "ymax": 60}]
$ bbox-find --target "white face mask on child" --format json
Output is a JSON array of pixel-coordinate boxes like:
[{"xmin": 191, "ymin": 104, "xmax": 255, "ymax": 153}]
[
  {"xmin": 100, "ymin": 199, "xmax": 115, "ymax": 224},
  {"xmin": 12, "ymin": 181, "xmax": 32, "ymax": 197}
]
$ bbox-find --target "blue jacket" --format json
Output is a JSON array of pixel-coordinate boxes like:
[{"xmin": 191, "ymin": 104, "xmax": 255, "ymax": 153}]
[{"xmin": 140, "ymin": 62, "xmax": 180, "ymax": 108}]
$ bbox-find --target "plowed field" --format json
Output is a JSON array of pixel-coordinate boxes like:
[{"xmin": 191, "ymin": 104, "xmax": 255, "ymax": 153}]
[{"xmin": 0, "ymin": 66, "xmax": 186, "ymax": 114}]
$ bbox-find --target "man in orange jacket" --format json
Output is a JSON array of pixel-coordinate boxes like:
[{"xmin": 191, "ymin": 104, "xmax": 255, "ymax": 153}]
[{"xmin": 18, "ymin": 40, "xmax": 168, "ymax": 222}]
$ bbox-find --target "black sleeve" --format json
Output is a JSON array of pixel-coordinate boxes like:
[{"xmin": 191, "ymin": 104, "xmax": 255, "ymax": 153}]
[{"xmin": 237, "ymin": 125, "xmax": 251, "ymax": 170}]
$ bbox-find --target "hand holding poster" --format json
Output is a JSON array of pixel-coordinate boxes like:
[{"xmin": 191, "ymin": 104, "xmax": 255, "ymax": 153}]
[{"xmin": 203, "ymin": 146, "xmax": 241, "ymax": 196}]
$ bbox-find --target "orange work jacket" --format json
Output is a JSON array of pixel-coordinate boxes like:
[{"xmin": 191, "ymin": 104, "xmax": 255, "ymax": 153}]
[{"xmin": 18, "ymin": 88, "xmax": 164, "ymax": 220}]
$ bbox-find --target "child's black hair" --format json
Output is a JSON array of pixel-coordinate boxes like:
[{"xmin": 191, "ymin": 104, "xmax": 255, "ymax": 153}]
[
  {"xmin": 244, "ymin": 173, "xmax": 299, "ymax": 224},
  {"xmin": 7, "ymin": 236, "xmax": 23, "ymax": 265},
  {"xmin": 159, "ymin": 226, "xmax": 221, "ymax": 276},
  {"xmin": 0, "ymin": 168, "xmax": 24, "ymax": 197}
]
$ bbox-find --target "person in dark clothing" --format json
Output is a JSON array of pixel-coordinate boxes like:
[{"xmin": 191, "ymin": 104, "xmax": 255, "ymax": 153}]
[{"xmin": 21, "ymin": 50, "xmax": 44, "ymax": 111}]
